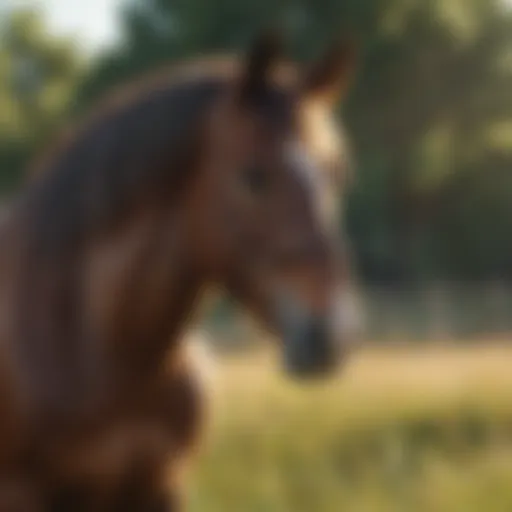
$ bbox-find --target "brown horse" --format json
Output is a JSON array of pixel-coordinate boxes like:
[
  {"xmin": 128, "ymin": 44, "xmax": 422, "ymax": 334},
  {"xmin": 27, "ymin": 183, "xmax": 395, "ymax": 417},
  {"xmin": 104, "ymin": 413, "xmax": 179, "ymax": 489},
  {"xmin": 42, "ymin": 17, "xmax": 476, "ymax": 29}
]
[{"xmin": 0, "ymin": 31, "xmax": 359, "ymax": 510}]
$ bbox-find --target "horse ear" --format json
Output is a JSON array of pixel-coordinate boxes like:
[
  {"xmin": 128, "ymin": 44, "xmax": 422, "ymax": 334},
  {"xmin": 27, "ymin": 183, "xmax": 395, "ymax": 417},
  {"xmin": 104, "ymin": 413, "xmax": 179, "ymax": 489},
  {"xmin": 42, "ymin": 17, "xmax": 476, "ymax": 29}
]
[
  {"xmin": 238, "ymin": 28, "xmax": 283, "ymax": 103},
  {"xmin": 302, "ymin": 37, "xmax": 357, "ymax": 106}
]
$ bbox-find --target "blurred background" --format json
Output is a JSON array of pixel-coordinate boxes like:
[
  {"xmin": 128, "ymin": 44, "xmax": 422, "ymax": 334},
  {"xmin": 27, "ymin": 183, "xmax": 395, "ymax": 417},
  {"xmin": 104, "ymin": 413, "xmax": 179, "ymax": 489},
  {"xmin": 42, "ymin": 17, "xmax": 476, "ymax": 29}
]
[{"xmin": 1, "ymin": 0, "xmax": 512, "ymax": 510}]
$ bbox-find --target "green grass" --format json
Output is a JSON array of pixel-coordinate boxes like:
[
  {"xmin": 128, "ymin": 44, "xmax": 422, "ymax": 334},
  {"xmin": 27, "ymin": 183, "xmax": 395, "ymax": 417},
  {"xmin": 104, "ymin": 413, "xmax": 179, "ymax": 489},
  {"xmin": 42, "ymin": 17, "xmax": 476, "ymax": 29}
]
[{"xmin": 187, "ymin": 344, "xmax": 512, "ymax": 512}]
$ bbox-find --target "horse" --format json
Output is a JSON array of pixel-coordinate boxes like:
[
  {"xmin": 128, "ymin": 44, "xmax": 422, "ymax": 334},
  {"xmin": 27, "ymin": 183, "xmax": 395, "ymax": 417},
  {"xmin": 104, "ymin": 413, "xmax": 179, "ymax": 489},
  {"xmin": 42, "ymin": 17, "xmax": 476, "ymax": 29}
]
[{"xmin": 0, "ymin": 31, "xmax": 359, "ymax": 510}]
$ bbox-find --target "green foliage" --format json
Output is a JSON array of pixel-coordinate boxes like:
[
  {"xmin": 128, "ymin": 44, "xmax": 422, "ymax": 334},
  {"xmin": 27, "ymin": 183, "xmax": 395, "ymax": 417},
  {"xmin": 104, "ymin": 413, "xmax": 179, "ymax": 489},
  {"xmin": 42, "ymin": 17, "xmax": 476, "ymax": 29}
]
[
  {"xmin": 1, "ymin": 0, "xmax": 511, "ymax": 280},
  {"xmin": 0, "ymin": 9, "xmax": 83, "ymax": 193},
  {"xmin": 93, "ymin": 0, "xmax": 511, "ymax": 282}
]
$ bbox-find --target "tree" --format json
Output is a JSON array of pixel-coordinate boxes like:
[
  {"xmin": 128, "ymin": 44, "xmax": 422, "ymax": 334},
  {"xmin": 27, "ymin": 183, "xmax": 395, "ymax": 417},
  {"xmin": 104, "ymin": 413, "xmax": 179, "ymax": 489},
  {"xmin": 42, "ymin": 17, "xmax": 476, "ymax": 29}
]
[
  {"xmin": 60, "ymin": 0, "xmax": 512, "ymax": 281},
  {"xmin": 0, "ymin": 8, "xmax": 83, "ymax": 193}
]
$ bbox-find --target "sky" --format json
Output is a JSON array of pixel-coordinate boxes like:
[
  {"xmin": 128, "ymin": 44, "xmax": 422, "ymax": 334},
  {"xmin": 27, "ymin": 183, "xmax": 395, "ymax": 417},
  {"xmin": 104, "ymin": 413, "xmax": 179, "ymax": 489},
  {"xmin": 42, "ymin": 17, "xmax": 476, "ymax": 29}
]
[
  {"xmin": 5, "ymin": 0, "xmax": 126, "ymax": 54},
  {"xmin": 4, "ymin": 0, "xmax": 512, "ymax": 56}
]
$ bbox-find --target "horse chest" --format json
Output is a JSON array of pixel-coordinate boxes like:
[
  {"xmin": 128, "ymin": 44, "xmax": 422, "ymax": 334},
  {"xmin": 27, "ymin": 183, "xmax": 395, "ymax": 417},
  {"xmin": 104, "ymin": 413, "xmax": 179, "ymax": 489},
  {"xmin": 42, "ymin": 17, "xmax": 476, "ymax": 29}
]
[
  {"xmin": 55, "ymin": 417, "xmax": 175, "ymax": 486},
  {"xmin": 49, "ymin": 366, "xmax": 205, "ymax": 494}
]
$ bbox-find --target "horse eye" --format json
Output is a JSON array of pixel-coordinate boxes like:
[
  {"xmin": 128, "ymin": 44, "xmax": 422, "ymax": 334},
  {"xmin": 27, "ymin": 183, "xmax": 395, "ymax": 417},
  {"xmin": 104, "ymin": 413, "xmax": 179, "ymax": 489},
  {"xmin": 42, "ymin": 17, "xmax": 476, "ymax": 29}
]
[{"xmin": 242, "ymin": 166, "xmax": 269, "ymax": 195}]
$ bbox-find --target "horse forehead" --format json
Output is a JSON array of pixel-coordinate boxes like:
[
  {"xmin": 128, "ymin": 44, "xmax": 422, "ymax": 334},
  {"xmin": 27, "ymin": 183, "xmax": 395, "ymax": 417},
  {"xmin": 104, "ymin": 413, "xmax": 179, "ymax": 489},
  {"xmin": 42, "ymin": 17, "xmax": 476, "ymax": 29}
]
[
  {"xmin": 284, "ymin": 138, "xmax": 343, "ymax": 225},
  {"xmin": 285, "ymin": 139, "xmax": 321, "ymax": 192}
]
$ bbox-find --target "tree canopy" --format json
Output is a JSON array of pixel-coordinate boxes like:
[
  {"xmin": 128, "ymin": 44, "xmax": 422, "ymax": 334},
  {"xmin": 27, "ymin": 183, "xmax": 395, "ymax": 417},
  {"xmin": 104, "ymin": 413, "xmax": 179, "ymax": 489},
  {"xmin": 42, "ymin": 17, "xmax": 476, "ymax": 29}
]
[{"xmin": 1, "ymin": 0, "xmax": 511, "ymax": 282}]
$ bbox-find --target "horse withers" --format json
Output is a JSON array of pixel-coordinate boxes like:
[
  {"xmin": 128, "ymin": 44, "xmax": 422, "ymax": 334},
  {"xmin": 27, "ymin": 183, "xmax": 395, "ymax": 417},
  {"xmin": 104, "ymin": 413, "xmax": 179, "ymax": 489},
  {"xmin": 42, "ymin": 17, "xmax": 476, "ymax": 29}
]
[{"xmin": 0, "ymin": 31, "xmax": 360, "ymax": 510}]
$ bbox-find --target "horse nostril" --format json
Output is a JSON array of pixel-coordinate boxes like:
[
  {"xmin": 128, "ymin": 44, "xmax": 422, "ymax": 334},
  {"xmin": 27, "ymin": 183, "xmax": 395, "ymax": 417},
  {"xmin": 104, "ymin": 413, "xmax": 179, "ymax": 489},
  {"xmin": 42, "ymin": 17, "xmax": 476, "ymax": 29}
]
[
  {"xmin": 283, "ymin": 315, "xmax": 340, "ymax": 378},
  {"xmin": 304, "ymin": 318, "xmax": 327, "ymax": 347},
  {"xmin": 309, "ymin": 318, "xmax": 339, "ymax": 363}
]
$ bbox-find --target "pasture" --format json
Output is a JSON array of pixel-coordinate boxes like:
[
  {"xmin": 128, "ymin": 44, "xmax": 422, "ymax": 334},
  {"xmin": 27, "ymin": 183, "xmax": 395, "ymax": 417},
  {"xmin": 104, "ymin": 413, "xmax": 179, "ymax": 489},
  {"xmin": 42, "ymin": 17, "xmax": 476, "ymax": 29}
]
[{"xmin": 188, "ymin": 342, "xmax": 512, "ymax": 512}]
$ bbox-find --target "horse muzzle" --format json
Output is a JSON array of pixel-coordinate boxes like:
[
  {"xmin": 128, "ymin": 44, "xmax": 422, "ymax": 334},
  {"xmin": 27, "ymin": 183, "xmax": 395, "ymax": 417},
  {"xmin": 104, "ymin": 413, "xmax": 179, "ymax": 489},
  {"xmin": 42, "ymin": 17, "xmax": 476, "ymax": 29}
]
[{"xmin": 277, "ymin": 287, "xmax": 363, "ymax": 379}]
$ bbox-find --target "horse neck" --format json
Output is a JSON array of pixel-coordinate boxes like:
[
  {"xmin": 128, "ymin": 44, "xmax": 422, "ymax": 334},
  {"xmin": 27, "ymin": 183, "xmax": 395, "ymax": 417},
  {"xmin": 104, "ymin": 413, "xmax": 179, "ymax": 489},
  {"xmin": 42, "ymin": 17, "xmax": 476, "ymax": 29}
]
[
  {"xmin": 83, "ymin": 206, "xmax": 203, "ymax": 387},
  {"xmin": 4, "ymin": 197, "xmax": 203, "ymax": 423}
]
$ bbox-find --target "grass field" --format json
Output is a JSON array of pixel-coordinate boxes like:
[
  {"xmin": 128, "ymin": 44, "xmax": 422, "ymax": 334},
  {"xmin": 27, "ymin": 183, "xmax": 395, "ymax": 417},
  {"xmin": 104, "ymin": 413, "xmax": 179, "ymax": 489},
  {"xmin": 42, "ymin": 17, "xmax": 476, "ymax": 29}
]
[{"xmin": 187, "ymin": 343, "xmax": 512, "ymax": 512}]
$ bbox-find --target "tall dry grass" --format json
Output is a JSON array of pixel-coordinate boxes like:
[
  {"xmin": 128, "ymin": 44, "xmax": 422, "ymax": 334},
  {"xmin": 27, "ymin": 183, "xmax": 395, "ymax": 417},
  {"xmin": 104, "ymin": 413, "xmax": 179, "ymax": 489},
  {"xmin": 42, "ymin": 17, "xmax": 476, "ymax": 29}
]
[{"xmin": 187, "ymin": 343, "xmax": 512, "ymax": 512}]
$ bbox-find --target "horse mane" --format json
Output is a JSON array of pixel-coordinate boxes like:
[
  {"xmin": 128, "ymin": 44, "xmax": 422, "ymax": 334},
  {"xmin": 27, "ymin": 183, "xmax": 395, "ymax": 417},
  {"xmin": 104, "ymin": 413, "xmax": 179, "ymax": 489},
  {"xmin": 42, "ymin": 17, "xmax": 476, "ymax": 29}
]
[
  {"xmin": 21, "ymin": 58, "xmax": 247, "ymax": 256},
  {"xmin": 29, "ymin": 57, "xmax": 298, "ymax": 182},
  {"xmin": 21, "ymin": 55, "xmax": 301, "ymax": 256},
  {"xmin": 28, "ymin": 57, "xmax": 242, "ymax": 182}
]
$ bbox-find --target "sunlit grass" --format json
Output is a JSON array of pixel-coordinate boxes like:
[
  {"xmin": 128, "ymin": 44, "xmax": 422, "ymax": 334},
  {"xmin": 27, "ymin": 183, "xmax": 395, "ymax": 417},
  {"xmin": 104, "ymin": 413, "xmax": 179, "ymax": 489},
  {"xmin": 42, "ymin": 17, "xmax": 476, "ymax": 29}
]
[{"xmin": 188, "ymin": 343, "xmax": 512, "ymax": 512}]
